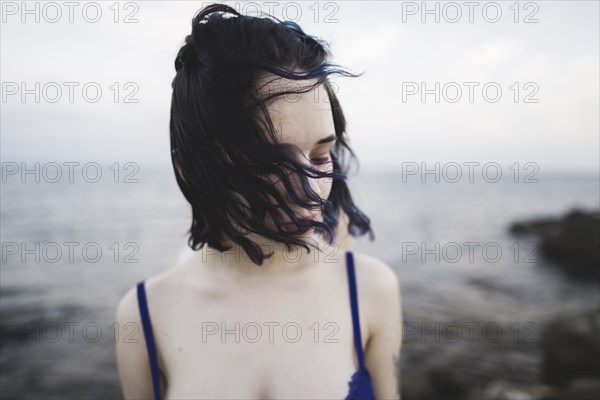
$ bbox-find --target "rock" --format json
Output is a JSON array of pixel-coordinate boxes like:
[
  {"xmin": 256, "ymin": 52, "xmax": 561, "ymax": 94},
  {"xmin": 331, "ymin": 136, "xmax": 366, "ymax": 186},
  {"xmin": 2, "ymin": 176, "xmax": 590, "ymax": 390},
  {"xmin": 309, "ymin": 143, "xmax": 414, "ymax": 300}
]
[
  {"xmin": 553, "ymin": 377, "xmax": 600, "ymax": 400},
  {"xmin": 509, "ymin": 208, "xmax": 600, "ymax": 280},
  {"xmin": 476, "ymin": 380, "xmax": 535, "ymax": 400},
  {"xmin": 401, "ymin": 364, "xmax": 466, "ymax": 400},
  {"xmin": 510, "ymin": 219, "xmax": 560, "ymax": 236},
  {"xmin": 541, "ymin": 308, "xmax": 600, "ymax": 385}
]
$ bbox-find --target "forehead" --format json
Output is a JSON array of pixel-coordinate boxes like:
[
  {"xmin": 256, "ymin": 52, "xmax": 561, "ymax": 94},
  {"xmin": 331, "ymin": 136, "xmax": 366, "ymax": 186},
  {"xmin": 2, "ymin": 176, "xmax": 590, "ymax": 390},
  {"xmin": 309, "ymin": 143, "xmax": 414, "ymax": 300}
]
[{"xmin": 258, "ymin": 76, "xmax": 335, "ymax": 148}]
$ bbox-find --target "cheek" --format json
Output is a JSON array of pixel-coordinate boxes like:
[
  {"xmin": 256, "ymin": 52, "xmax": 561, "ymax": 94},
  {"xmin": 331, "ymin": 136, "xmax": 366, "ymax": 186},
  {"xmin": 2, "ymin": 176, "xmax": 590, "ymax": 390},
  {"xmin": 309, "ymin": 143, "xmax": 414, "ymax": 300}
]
[
  {"xmin": 318, "ymin": 176, "xmax": 333, "ymax": 201},
  {"xmin": 265, "ymin": 164, "xmax": 333, "ymax": 203},
  {"xmin": 315, "ymin": 162, "xmax": 334, "ymax": 200}
]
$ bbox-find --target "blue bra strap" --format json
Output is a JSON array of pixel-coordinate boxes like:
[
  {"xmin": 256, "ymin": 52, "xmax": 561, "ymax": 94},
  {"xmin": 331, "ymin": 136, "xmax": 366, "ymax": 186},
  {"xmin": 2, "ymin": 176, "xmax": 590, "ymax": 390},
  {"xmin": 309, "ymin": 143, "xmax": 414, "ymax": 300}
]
[
  {"xmin": 345, "ymin": 251, "xmax": 366, "ymax": 369},
  {"xmin": 136, "ymin": 281, "xmax": 162, "ymax": 400}
]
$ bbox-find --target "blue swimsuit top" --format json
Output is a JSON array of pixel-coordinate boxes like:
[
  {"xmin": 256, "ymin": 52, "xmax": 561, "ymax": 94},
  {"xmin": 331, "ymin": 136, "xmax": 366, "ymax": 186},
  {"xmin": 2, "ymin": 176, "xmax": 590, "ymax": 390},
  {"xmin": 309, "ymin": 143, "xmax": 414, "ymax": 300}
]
[{"xmin": 136, "ymin": 250, "xmax": 376, "ymax": 400}]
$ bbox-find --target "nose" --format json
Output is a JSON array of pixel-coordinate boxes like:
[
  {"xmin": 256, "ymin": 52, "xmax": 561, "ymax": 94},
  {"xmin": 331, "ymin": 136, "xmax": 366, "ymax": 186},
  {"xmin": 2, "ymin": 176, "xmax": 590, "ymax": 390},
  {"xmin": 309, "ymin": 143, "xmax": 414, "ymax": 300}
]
[{"xmin": 282, "ymin": 172, "xmax": 323, "ymax": 208}]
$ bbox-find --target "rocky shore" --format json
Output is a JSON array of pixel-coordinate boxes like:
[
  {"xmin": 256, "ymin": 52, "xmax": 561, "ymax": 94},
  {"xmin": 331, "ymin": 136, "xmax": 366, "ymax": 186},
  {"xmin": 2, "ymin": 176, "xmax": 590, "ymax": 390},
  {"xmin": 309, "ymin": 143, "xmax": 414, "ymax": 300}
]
[
  {"xmin": 400, "ymin": 307, "xmax": 599, "ymax": 400},
  {"xmin": 509, "ymin": 209, "xmax": 599, "ymax": 280},
  {"xmin": 401, "ymin": 208, "xmax": 600, "ymax": 400}
]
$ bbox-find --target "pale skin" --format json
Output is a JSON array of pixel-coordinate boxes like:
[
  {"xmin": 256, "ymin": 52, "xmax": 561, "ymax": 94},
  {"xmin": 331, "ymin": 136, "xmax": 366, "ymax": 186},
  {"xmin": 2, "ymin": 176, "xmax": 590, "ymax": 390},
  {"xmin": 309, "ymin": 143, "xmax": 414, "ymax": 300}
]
[{"xmin": 116, "ymin": 78, "xmax": 403, "ymax": 399}]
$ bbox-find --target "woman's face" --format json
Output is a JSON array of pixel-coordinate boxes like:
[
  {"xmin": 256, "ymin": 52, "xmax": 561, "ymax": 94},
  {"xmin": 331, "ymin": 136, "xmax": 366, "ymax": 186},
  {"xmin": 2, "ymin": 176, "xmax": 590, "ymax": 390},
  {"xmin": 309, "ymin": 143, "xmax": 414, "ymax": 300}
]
[{"xmin": 261, "ymin": 79, "xmax": 337, "ymax": 234}]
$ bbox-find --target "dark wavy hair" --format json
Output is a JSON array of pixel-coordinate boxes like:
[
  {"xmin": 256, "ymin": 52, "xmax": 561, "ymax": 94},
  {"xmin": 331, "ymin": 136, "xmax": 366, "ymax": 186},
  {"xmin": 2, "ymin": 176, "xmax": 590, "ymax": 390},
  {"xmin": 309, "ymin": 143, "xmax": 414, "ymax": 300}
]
[{"xmin": 170, "ymin": 3, "xmax": 374, "ymax": 265}]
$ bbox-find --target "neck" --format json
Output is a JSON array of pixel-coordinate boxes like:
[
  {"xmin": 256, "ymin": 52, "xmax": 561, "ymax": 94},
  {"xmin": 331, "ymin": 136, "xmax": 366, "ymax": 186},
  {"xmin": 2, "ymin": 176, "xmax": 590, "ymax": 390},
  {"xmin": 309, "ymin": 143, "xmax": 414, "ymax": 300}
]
[{"xmin": 196, "ymin": 232, "xmax": 330, "ymax": 278}]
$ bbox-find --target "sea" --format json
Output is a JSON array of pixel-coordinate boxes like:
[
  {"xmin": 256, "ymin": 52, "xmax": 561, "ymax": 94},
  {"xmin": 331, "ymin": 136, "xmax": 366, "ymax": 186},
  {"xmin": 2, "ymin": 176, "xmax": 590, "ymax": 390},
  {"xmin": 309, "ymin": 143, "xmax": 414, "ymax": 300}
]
[{"xmin": 1, "ymin": 166, "xmax": 598, "ymax": 398}]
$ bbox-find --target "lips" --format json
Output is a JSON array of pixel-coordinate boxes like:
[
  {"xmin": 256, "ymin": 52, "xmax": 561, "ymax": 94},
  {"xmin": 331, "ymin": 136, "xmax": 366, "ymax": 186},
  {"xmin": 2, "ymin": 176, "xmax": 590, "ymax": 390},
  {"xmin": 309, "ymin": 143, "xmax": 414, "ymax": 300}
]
[
  {"xmin": 301, "ymin": 211, "xmax": 318, "ymax": 221},
  {"xmin": 283, "ymin": 211, "xmax": 319, "ymax": 231}
]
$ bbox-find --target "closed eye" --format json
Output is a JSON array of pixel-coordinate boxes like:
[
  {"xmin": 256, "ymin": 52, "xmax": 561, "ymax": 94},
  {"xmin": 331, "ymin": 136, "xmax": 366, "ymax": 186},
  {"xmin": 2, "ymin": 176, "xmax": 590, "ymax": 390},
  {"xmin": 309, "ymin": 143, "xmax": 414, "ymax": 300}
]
[{"xmin": 311, "ymin": 157, "xmax": 331, "ymax": 165}]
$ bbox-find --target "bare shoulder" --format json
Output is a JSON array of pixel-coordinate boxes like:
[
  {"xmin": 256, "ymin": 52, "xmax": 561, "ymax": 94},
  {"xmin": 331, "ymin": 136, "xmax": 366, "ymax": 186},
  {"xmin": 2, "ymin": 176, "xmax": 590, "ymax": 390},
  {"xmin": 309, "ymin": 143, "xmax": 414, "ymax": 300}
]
[
  {"xmin": 115, "ymin": 282, "xmax": 153, "ymax": 399},
  {"xmin": 351, "ymin": 251, "xmax": 400, "ymax": 293},
  {"xmin": 114, "ymin": 269, "xmax": 175, "ymax": 352},
  {"xmin": 115, "ymin": 271, "xmax": 171, "ymax": 320},
  {"xmin": 350, "ymin": 251, "xmax": 402, "ymax": 341},
  {"xmin": 115, "ymin": 268, "xmax": 180, "ymax": 399},
  {"xmin": 116, "ymin": 283, "xmax": 142, "ymax": 327}
]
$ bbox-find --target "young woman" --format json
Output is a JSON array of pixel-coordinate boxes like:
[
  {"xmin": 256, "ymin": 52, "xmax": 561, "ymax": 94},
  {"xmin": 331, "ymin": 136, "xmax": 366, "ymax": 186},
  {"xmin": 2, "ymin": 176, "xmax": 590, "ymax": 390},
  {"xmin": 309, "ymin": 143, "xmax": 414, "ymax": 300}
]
[{"xmin": 116, "ymin": 4, "xmax": 402, "ymax": 399}]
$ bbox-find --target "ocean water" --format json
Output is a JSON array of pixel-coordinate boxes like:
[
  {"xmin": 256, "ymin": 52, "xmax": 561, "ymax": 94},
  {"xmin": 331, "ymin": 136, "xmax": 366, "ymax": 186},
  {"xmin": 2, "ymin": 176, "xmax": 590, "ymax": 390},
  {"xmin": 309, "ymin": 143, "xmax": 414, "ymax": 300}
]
[
  {"xmin": 1, "ymin": 168, "xmax": 598, "ymax": 398},
  {"xmin": 348, "ymin": 172, "xmax": 600, "ymax": 321}
]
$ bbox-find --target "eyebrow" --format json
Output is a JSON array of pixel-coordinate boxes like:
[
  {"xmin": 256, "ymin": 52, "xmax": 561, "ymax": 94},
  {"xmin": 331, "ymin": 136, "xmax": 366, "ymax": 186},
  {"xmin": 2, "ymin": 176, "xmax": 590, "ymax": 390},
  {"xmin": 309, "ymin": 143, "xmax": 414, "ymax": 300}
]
[{"xmin": 314, "ymin": 134, "xmax": 337, "ymax": 147}]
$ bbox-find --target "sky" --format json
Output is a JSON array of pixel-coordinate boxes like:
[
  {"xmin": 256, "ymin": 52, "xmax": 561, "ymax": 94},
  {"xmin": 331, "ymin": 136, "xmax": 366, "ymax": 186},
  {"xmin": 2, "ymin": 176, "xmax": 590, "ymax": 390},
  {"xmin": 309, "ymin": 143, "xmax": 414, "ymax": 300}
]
[{"xmin": 1, "ymin": 0, "xmax": 599, "ymax": 175}]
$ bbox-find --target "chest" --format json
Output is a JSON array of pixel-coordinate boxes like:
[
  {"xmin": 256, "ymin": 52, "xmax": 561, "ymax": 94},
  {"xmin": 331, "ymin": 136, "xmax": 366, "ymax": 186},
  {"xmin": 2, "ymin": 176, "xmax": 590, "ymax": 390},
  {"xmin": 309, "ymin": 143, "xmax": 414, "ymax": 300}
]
[{"xmin": 150, "ymin": 274, "xmax": 369, "ymax": 399}]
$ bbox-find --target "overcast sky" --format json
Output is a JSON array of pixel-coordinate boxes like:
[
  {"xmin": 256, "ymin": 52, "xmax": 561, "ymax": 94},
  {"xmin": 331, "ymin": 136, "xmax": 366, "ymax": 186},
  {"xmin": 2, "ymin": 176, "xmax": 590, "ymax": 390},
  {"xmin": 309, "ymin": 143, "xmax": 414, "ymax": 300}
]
[{"xmin": 1, "ymin": 1, "xmax": 598, "ymax": 174}]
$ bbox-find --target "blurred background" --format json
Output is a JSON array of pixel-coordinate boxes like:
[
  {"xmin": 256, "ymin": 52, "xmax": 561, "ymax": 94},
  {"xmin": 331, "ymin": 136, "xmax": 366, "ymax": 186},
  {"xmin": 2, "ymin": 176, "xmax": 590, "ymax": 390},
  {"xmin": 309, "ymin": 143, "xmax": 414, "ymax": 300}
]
[{"xmin": 1, "ymin": 1, "xmax": 598, "ymax": 399}]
